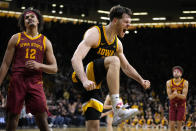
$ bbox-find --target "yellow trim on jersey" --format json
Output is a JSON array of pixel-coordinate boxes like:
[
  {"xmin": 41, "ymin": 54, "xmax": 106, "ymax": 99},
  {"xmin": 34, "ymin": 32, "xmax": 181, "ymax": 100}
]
[
  {"xmin": 82, "ymin": 98, "xmax": 103, "ymax": 113},
  {"xmin": 43, "ymin": 36, "xmax": 46, "ymax": 51},
  {"xmin": 16, "ymin": 33, "xmax": 21, "ymax": 46},
  {"xmin": 172, "ymin": 78, "xmax": 184, "ymax": 86},
  {"xmin": 72, "ymin": 71, "xmax": 78, "ymax": 83},
  {"xmin": 170, "ymin": 80, "xmax": 172, "ymax": 87},
  {"xmin": 94, "ymin": 26, "xmax": 101, "ymax": 48},
  {"xmin": 24, "ymin": 32, "xmax": 42, "ymax": 40},
  {"xmin": 103, "ymin": 26, "xmax": 115, "ymax": 45},
  {"xmin": 116, "ymin": 36, "xmax": 119, "ymax": 51},
  {"xmin": 182, "ymin": 79, "xmax": 186, "ymax": 87}
]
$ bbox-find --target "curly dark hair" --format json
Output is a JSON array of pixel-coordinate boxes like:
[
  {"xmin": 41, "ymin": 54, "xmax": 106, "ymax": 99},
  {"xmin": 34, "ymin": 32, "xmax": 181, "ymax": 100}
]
[
  {"xmin": 18, "ymin": 7, "xmax": 44, "ymax": 32},
  {"xmin": 109, "ymin": 5, "xmax": 132, "ymax": 22}
]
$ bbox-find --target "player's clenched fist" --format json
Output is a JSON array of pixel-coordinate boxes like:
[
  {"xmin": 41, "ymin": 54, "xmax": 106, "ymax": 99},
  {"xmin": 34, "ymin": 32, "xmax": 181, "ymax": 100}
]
[
  {"xmin": 141, "ymin": 80, "xmax": 150, "ymax": 89},
  {"xmin": 83, "ymin": 80, "xmax": 96, "ymax": 91}
]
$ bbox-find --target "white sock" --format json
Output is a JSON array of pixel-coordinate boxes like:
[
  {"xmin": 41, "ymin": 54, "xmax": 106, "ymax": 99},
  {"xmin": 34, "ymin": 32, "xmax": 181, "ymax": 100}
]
[{"xmin": 110, "ymin": 94, "xmax": 122, "ymax": 109}]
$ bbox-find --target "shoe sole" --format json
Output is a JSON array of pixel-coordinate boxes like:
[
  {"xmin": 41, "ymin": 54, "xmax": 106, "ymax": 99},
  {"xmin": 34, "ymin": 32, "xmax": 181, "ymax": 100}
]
[{"xmin": 112, "ymin": 110, "xmax": 140, "ymax": 126}]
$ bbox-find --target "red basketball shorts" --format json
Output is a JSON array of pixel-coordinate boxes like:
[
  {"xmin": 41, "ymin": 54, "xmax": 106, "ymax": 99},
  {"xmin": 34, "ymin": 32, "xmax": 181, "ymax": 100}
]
[
  {"xmin": 169, "ymin": 102, "xmax": 186, "ymax": 121},
  {"xmin": 6, "ymin": 73, "xmax": 48, "ymax": 115}
]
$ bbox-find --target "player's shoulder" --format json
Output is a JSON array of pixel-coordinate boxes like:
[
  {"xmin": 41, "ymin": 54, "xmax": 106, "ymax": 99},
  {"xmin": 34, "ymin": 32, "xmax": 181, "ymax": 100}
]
[
  {"xmin": 11, "ymin": 32, "xmax": 21, "ymax": 40},
  {"xmin": 40, "ymin": 34, "xmax": 51, "ymax": 44},
  {"xmin": 182, "ymin": 78, "xmax": 189, "ymax": 85},
  {"xmin": 166, "ymin": 79, "xmax": 172, "ymax": 85},
  {"xmin": 86, "ymin": 25, "xmax": 100, "ymax": 35},
  {"xmin": 83, "ymin": 25, "xmax": 100, "ymax": 47},
  {"xmin": 9, "ymin": 32, "xmax": 22, "ymax": 45},
  {"xmin": 182, "ymin": 78, "xmax": 188, "ymax": 82}
]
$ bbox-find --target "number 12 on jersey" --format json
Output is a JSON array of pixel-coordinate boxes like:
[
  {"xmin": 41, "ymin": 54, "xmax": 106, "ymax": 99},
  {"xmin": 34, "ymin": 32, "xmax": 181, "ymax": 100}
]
[{"xmin": 25, "ymin": 48, "xmax": 36, "ymax": 59}]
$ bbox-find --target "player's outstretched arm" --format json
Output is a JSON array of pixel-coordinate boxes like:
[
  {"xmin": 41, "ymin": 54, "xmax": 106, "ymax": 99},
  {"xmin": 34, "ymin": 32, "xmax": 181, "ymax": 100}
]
[
  {"xmin": 25, "ymin": 38, "xmax": 58, "ymax": 74},
  {"xmin": 0, "ymin": 34, "xmax": 17, "ymax": 86},
  {"xmin": 71, "ymin": 27, "xmax": 99, "ymax": 91},
  {"xmin": 116, "ymin": 39, "xmax": 150, "ymax": 89}
]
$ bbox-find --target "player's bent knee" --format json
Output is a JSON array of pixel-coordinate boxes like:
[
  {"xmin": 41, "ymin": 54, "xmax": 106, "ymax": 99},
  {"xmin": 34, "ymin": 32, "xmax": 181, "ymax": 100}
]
[{"xmin": 105, "ymin": 56, "xmax": 120, "ymax": 68}]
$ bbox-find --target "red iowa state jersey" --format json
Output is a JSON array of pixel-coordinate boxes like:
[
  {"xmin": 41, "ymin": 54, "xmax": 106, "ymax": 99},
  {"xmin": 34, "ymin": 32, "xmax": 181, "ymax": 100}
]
[
  {"xmin": 169, "ymin": 78, "xmax": 186, "ymax": 104},
  {"xmin": 11, "ymin": 32, "xmax": 46, "ymax": 75}
]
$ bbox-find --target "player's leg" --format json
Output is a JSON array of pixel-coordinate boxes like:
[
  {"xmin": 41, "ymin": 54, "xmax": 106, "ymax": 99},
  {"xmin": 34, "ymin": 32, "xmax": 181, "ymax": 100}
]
[
  {"xmin": 26, "ymin": 77, "xmax": 50, "ymax": 131},
  {"xmin": 104, "ymin": 56, "xmax": 139, "ymax": 125},
  {"xmin": 6, "ymin": 74, "xmax": 26, "ymax": 131},
  {"xmin": 6, "ymin": 113, "xmax": 20, "ymax": 131},
  {"xmin": 169, "ymin": 121, "xmax": 176, "ymax": 131},
  {"xmin": 86, "ymin": 120, "xmax": 100, "ymax": 131},
  {"xmin": 104, "ymin": 56, "xmax": 120, "ymax": 95},
  {"xmin": 106, "ymin": 113, "xmax": 113, "ymax": 131},
  {"xmin": 169, "ymin": 104, "xmax": 177, "ymax": 131},
  {"xmin": 85, "ymin": 107, "xmax": 101, "ymax": 131},
  {"xmin": 72, "ymin": 59, "xmax": 105, "ymax": 130},
  {"xmin": 176, "ymin": 104, "xmax": 186, "ymax": 131},
  {"xmin": 34, "ymin": 112, "xmax": 50, "ymax": 131},
  {"xmin": 176, "ymin": 121, "xmax": 183, "ymax": 131}
]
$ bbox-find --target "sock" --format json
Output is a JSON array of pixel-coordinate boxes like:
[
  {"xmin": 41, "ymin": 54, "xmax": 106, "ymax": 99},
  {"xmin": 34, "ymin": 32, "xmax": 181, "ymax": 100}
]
[{"xmin": 110, "ymin": 94, "xmax": 122, "ymax": 109}]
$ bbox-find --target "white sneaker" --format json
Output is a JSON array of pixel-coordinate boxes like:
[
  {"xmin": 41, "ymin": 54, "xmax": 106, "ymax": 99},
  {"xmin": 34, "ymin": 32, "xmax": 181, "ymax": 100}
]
[{"xmin": 112, "ymin": 107, "xmax": 140, "ymax": 126}]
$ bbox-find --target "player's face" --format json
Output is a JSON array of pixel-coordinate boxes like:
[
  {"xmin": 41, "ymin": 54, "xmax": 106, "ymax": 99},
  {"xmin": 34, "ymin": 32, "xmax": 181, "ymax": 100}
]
[
  {"xmin": 24, "ymin": 12, "xmax": 39, "ymax": 29},
  {"xmin": 173, "ymin": 69, "xmax": 182, "ymax": 78},
  {"xmin": 116, "ymin": 13, "xmax": 131, "ymax": 38}
]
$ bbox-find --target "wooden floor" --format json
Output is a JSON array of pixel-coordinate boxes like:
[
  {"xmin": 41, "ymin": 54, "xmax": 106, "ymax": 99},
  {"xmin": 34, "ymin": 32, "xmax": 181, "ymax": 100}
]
[{"xmin": 0, "ymin": 127, "xmax": 191, "ymax": 131}]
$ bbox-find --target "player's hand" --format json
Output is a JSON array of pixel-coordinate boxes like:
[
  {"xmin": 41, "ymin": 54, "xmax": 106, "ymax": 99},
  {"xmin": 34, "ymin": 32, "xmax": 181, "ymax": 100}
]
[
  {"xmin": 173, "ymin": 90, "xmax": 178, "ymax": 96},
  {"xmin": 82, "ymin": 80, "xmax": 96, "ymax": 91},
  {"xmin": 141, "ymin": 80, "xmax": 150, "ymax": 89},
  {"xmin": 25, "ymin": 60, "xmax": 41, "ymax": 70}
]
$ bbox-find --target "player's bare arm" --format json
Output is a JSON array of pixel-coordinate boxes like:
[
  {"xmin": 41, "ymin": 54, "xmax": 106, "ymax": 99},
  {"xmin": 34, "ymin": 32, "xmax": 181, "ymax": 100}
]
[
  {"xmin": 71, "ymin": 27, "xmax": 99, "ymax": 91},
  {"xmin": 166, "ymin": 80, "xmax": 177, "ymax": 100},
  {"xmin": 103, "ymin": 95, "xmax": 113, "ymax": 110},
  {"xmin": 176, "ymin": 80, "xmax": 188, "ymax": 99},
  {"xmin": 0, "ymin": 34, "xmax": 18, "ymax": 86},
  {"xmin": 25, "ymin": 38, "xmax": 58, "ymax": 74},
  {"xmin": 116, "ymin": 39, "xmax": 150, "ymax": 89}
]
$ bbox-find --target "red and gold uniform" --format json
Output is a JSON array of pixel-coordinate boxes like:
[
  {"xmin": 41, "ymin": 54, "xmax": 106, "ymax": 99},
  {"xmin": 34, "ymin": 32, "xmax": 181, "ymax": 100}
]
[
  {"xmin": 6, "ymin": 32, "xmax": 48, "ymax": 115},
  {"xmin": 169, "ymin": 78, "xmax": 187, "ymax": 121}
]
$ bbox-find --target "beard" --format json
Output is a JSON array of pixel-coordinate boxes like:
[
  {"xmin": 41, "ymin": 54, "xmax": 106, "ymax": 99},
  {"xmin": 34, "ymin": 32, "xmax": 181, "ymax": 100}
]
[
  {"xmin": 174, "ymin": 75, "xmax": 181, "ymax": 79},
  {"xmin": 29, "ymin": 23, "xmax": 36, "ymax": 27}
]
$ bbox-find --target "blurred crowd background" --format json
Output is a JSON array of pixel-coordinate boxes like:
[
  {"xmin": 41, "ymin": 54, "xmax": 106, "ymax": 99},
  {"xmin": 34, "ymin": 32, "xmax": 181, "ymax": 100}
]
[{"xmin": 0, "ymin": 16, "xmax": 195, "ymax": 129}]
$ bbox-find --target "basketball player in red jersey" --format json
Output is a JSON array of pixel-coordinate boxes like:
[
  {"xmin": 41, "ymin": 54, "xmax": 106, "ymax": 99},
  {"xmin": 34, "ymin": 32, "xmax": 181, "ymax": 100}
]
[
  {"xmin": 0, "ymin": 8, "xmax": 57, "ymax": 131},
  {"xmin": 71, "ymin": 5, "xmax": 150, "ymax": 131},
  {"xmin": 166, "ymin": 66, "xmax": 188, "ymax": 131}
]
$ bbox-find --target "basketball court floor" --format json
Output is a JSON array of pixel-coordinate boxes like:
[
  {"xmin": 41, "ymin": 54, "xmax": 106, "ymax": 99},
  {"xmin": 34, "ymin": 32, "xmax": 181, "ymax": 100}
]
[{"xmin": 0, "ymin": 127, "xmax": 192, "ymax": 131}]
